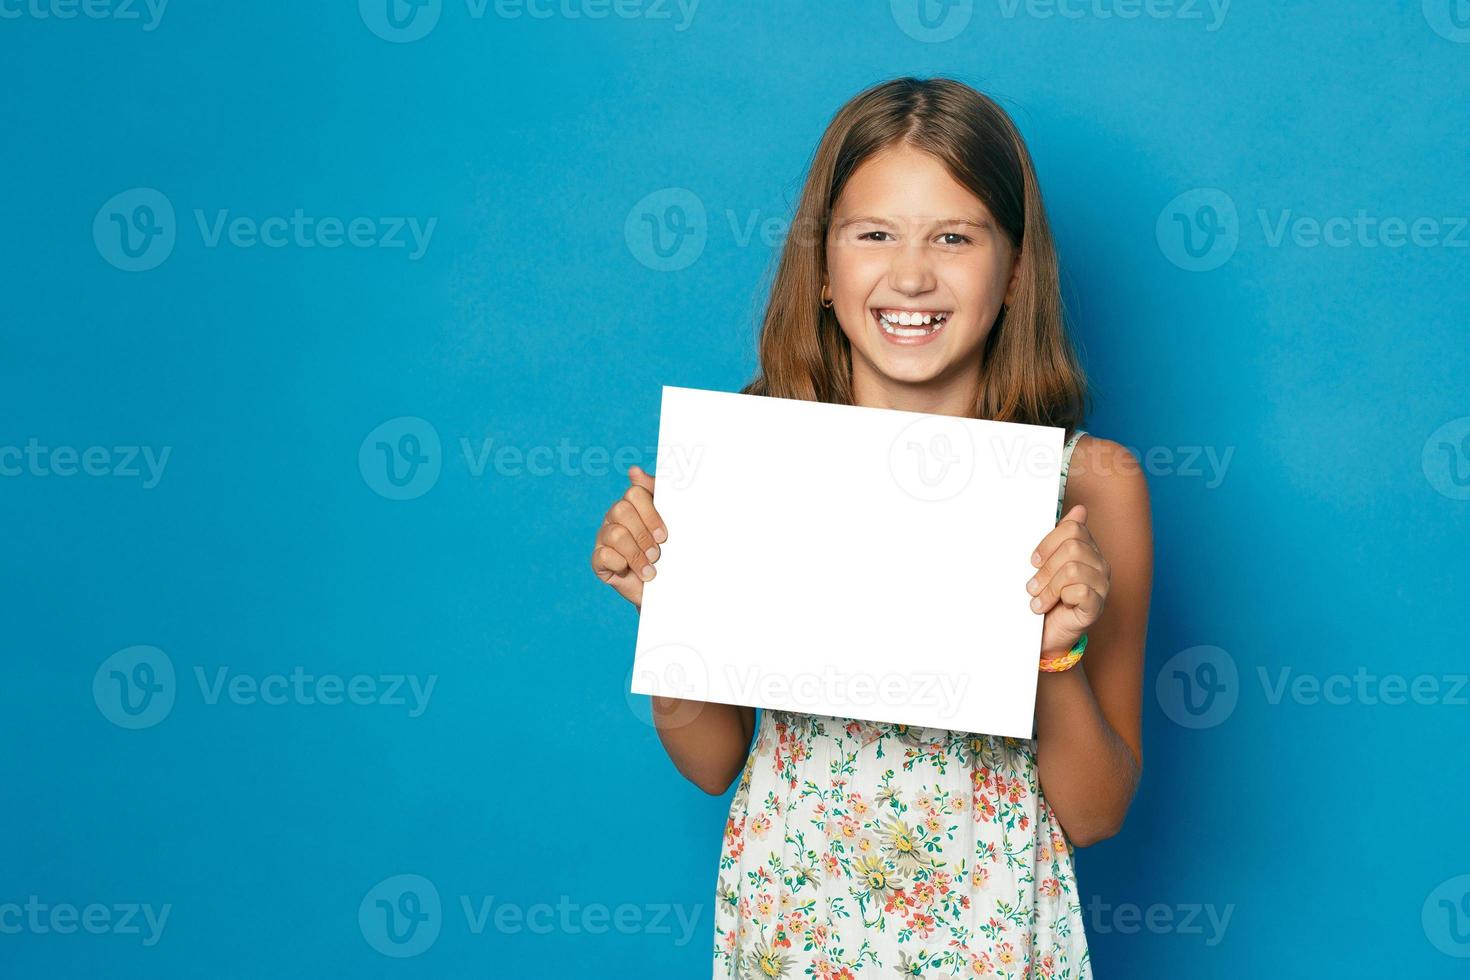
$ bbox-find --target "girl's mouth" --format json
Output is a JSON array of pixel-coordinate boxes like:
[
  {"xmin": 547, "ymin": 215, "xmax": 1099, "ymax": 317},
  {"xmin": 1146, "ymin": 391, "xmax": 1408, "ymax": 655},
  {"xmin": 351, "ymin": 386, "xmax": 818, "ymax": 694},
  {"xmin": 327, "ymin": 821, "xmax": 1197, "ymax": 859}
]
[{"xmin": 872, "ymin": 308, "xmax": 951, "ymax": 345}]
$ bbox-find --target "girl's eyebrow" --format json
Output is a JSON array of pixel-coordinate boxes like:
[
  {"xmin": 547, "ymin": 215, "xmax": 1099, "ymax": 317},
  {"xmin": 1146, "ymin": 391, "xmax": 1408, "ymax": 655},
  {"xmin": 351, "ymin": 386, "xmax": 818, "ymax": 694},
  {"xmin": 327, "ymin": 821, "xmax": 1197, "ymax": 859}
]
[{"xmin": 834, "ymin": 215, "xmax": 992, "ymax": 231}]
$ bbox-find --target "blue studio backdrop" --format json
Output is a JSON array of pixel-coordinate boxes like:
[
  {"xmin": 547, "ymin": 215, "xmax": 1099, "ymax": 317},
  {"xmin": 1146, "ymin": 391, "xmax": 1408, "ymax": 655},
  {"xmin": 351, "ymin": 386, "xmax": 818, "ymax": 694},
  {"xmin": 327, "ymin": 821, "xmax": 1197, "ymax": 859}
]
[{"xmin": 3, "ymin": 2, "xmax": 1469, "ymax": 976}]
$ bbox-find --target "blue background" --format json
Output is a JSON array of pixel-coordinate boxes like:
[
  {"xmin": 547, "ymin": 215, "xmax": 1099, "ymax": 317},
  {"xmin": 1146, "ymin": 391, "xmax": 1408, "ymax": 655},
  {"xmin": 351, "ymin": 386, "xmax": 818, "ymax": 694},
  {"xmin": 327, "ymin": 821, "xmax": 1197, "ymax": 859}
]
[{"xmin": 3, "ymin": 0, "xmax": 1469, "ymax": 976}]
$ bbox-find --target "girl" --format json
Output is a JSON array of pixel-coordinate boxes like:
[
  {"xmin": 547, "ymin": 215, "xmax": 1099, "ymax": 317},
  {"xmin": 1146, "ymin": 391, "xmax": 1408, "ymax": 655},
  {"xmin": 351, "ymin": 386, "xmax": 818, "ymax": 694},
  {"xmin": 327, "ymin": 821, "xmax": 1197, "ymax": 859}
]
[{"xmin": 592, "ymin": 76, "xmax": 1150, "ymax": 979}]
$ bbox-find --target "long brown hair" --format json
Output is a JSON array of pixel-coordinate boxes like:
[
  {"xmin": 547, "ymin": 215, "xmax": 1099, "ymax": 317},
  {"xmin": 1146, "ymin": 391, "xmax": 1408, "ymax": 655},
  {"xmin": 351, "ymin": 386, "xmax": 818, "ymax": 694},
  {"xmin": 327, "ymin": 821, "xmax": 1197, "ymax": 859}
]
[{"xmin": 740, "ymin": 76, "xmax": 1089, "ymax": 436}]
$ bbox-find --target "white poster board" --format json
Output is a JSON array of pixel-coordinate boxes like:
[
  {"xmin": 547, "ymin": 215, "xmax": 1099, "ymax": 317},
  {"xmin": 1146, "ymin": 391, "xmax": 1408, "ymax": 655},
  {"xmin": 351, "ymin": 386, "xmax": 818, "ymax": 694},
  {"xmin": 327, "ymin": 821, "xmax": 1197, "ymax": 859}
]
[{"xmin": 630, "ymin": 385, "xmax": 1064, "ymax": 738}]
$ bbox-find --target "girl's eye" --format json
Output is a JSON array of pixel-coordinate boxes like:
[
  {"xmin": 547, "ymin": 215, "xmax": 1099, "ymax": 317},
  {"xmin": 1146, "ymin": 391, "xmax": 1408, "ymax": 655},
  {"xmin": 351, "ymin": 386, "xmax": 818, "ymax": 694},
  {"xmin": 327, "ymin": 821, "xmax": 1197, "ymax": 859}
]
[{"xmin": 857, "ymin": 231, "xmax": 970, "ymax": 245}]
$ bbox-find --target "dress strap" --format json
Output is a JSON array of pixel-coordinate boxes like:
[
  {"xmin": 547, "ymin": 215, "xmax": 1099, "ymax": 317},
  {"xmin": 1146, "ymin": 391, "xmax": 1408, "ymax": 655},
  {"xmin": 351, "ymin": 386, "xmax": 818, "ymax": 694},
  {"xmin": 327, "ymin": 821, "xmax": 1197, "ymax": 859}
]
[{"xmin": 1057, "ymin": 429, "xmax": 1087, "ymax": 522}]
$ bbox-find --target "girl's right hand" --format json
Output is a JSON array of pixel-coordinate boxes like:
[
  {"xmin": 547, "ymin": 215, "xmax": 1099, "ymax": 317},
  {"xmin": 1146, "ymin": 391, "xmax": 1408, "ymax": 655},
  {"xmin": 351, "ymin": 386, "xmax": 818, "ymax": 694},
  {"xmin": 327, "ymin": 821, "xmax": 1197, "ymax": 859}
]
[{"xmin": 591, "ymin": 465, "xmax": 668, "ymax": 610}]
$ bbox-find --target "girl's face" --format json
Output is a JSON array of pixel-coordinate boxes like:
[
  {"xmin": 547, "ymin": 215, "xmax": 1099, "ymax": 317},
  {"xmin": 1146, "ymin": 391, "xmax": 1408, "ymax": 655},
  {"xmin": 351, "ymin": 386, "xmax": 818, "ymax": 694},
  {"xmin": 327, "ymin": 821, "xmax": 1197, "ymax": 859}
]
[{"xmin": 826, "ymin": 143, "xmax": 1019, "ymax": 407}]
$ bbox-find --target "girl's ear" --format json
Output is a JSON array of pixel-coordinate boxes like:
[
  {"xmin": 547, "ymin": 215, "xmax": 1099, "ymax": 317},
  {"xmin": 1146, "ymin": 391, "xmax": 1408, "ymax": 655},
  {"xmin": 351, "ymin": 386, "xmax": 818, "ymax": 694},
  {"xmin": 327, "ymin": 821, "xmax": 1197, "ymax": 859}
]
[{"xmin": 1003, "ymin": 247, "xmax": 1024, "ymax": 307}]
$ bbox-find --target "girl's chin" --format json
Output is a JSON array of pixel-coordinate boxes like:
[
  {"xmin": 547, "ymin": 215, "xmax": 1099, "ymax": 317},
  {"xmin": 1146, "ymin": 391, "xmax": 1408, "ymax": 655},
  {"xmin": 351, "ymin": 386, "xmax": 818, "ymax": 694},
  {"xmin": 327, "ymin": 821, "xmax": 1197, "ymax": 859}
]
[{"xmin": 868, "ymin": 352, "xmax": 952, "ymax": 385}]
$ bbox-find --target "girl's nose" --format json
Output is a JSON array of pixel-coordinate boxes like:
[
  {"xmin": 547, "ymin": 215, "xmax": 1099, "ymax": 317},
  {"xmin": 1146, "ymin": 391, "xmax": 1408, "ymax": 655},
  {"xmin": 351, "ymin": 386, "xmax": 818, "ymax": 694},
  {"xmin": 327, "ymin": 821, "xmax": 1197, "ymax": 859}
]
[{"xmin": 888, "ymin": 244, "xmax": 937, "ymax": 295}]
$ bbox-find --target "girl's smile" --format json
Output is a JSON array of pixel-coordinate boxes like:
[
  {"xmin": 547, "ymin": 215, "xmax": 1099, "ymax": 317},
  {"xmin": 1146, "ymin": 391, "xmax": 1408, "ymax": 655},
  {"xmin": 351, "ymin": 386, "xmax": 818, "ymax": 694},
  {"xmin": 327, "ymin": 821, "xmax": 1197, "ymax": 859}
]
[{"xmin": 871, "ymin": 306, "xmax": 953, "ymax": 345}]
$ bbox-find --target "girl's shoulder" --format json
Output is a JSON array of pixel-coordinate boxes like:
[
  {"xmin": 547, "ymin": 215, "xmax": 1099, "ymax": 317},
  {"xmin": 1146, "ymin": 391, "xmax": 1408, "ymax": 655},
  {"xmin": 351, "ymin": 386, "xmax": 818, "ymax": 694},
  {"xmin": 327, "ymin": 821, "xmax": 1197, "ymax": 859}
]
[{"xmin": 1063, "ymin": 432, "xmax": 1149, "ymax": 508}]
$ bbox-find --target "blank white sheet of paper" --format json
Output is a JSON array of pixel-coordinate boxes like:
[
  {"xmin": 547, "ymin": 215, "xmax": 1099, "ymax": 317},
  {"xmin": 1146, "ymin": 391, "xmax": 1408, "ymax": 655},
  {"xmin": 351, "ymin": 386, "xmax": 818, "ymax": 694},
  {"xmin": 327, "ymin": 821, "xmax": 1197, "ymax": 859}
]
[{"xmin": 630, "ymin": 385, "xmax": 1066, "ymax": 739}]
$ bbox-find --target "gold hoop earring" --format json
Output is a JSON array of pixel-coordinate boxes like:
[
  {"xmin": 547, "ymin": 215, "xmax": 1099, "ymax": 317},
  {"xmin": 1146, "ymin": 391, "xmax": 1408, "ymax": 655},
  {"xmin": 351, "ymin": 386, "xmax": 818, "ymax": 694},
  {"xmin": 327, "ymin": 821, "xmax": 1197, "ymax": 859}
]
[{"xmin": 820, "ymin": 287, "xmax": 833, "ymax": 309}]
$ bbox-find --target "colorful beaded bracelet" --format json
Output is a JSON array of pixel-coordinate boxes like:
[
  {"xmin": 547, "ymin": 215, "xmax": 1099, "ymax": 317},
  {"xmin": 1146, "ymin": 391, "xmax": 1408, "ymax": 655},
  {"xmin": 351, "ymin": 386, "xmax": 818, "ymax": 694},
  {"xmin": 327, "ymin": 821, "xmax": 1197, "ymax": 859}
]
[{"xmin": 1038, "ymin": 633, "xmax": 1088, "ymax": 673}]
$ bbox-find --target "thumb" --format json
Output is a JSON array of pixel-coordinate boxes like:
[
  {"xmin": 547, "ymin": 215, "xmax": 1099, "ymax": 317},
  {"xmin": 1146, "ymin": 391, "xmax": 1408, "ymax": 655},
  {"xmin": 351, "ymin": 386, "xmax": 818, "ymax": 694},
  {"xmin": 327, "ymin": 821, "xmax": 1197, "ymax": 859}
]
[{"xmin": 628, "ymin": 464, "xmax": 656, "ymax": 494}]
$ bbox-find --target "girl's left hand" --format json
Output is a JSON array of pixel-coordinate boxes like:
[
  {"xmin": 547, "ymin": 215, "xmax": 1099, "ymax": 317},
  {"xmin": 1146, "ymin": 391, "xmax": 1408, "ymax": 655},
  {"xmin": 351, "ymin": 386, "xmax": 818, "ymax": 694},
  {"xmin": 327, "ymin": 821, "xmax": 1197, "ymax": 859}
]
[{"xmin": 1027, "ymin": 504, "xmax": 1112, "ymax": 661}]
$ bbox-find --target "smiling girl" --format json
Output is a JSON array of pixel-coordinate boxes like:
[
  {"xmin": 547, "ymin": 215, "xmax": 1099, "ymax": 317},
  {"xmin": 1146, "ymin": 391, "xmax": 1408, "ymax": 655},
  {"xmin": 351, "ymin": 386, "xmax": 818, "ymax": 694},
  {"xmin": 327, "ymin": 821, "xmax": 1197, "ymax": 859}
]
[{"xmin": 592, "ymin": 76, "xmax": 1151, "ymax": 979}]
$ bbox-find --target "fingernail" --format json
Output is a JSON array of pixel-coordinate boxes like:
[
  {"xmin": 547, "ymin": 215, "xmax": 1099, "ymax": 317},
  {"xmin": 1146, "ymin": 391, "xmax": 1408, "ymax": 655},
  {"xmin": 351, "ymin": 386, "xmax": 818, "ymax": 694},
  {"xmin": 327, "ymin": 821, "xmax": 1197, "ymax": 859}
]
[
  {"xmin": 645, "ymin": 547, "xmax": 659, "ymax": 562},
  {"xmin": 1031, "ymin": 552, "xmax": 1042, "ymax": 567},
  {"xmin": 641, "ymin": 565, "xmax": 655, "ymax": 581},
  {"xmin": 653, "ymin": 528, "xmax": 667, "ymax": 543},
  {"xmin": 1026, "ymin": 578, "xmax": 1038, "ymax": 594},
  {"xmin": 1030, "ymin": 596, "xmax": 1042, "ymax": 611}
]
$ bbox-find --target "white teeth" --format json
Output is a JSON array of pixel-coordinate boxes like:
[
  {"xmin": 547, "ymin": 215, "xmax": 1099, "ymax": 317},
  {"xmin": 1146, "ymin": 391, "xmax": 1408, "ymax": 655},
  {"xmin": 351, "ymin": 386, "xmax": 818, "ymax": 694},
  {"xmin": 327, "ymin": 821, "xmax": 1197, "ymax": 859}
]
[
  {"xmin": 876, "ymin": 310, "xmax": 948, "ymax": 337},
  {"xmin": 876, "ymin": 309, "xmax": 948, "ymax": 338},
  {"xmin": 878, "ymin": 310, "xmax": 947, "ymax": 323}
]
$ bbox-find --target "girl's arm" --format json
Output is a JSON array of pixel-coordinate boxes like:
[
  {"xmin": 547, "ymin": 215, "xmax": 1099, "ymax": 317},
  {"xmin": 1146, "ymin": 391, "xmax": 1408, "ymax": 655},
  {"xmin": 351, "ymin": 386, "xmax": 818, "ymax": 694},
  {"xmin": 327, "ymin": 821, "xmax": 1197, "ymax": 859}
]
[
  {"xmin": 591, "ymin": 463, "xmax": 758, "ymax": 796},
  {"xmin": 1034, "ymin": 437, "xmax": 1151, "ymax": 846},
  {"xmin": 649, "ymin": 694, "xmax": 756, "ymax": 795}
]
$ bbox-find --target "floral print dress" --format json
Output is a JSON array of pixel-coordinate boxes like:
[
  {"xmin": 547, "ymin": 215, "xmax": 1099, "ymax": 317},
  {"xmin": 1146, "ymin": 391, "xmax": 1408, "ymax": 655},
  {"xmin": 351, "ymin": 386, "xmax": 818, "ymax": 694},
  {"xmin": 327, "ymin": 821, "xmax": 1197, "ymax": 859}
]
[{"xmin": 713, "ymin": 430, "xmax": 1091, "ymax": 980}]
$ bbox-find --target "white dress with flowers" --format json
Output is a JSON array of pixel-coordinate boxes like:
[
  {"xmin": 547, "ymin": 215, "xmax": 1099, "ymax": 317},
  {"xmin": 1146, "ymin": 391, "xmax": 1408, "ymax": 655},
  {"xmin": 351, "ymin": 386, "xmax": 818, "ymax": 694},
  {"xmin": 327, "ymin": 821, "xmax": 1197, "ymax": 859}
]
[{"xmin": 712, "ymin": 430, "xmax": 1091, "ymax": 980}]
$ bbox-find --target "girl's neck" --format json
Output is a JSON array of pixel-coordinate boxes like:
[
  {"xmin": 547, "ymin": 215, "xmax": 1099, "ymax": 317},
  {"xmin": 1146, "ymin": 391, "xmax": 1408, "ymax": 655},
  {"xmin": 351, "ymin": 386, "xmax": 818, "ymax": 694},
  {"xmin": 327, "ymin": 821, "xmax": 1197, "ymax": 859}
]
[{"xmin": 850, "ymin": 362, "xmax": 982, "ymax": 419}]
